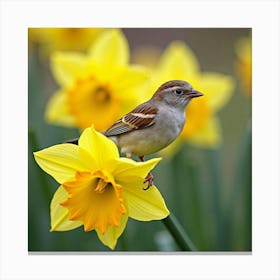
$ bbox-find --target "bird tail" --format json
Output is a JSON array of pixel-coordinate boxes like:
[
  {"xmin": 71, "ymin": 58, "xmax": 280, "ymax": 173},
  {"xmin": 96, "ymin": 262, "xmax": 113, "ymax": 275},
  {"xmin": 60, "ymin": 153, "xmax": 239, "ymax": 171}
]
[
  {"xmin": 64, "ymin": 138, "xmax": 79, "ymax": 145},
  {"xmin": 64, "ymin": 131, "xmax": 114, "ymax": 146}
]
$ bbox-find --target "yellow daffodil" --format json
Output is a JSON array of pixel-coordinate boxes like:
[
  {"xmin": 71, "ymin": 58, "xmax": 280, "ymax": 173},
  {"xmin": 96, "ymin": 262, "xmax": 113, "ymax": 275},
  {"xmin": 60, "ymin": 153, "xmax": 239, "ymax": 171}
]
[
  {"xmin": 46, "ymin": 29, "xmax": 150, "ymax": 131},
  {"xmin": 33, "ymin": 126, "xmax": 169, "ymax": 250},
  {"xmin": 235, "ymin": 37, "xmax": 252, "ymax": 96},
  {"xmin": 146, "ymin": 41, "xmax": 235, "ymax": 149},
  {"xmin": 29, "ymin": 28, "xmax": 104, "ymax": 53}
]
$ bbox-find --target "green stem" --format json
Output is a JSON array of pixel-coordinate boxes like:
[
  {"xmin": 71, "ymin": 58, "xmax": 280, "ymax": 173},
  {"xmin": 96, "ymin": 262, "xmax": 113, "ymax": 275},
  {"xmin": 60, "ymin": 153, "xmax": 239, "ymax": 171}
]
[
  {"xmin": 205, "ymin": 149, "xmax": 226, "ymax": 250},
  {"xmin": 162, "ymin": 212, "xmax": 197, "ymax": 251},
  {"xmin": 227, "ymin": 119, "xmax": 252, "ymax": 250}
]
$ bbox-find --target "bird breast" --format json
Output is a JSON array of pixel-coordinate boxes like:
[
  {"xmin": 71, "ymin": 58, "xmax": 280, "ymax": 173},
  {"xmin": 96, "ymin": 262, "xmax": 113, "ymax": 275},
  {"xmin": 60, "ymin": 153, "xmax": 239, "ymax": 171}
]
[{"xmin": 117, "ymin": 105, "xmax": 186, "ymax": 156}]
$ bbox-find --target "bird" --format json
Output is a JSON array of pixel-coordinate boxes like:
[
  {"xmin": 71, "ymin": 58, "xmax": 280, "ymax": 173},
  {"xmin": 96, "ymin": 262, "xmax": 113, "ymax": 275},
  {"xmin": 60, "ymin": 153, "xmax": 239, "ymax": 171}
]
[{"xmin": 66, "ymin": 80, "xmax": 203, "ymax": 189}]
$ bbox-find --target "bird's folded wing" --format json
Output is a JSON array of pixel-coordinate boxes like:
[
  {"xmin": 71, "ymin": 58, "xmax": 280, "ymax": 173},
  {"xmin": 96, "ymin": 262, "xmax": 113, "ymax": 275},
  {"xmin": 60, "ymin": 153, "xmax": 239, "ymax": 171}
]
[{"xmin": 104, "ymin": 102, "xmax": 158, "ymax": 137}]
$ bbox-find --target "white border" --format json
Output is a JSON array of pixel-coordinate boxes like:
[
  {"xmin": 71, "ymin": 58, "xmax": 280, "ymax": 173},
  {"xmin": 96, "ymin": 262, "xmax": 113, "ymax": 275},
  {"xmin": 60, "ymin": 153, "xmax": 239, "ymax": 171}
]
[{"xmin": 1, "ymin": 0, "xmax": 279, "ymax": 279}]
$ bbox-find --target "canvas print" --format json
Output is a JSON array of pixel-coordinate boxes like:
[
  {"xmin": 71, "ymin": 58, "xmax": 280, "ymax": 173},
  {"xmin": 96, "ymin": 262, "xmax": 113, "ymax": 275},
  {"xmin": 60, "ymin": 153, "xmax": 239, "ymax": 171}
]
[{"xmin": 28, "ymin": 28, "xmax": 251, "ymax": 251}]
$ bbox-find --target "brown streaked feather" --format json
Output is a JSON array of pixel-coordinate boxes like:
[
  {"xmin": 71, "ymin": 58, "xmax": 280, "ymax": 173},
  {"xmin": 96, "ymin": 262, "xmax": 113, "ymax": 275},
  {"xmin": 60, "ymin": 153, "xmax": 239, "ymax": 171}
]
[{"xmin": 104, "ymin": 102, "xmax": 158, "ymax": 137}]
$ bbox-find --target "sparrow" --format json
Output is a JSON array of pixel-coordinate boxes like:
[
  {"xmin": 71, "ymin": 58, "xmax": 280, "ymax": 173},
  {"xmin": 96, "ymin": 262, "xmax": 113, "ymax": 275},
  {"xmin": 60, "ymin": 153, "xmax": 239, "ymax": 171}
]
[{"xmin": 66, "ymin": 80, "xmax": 203, "ymax": 189}]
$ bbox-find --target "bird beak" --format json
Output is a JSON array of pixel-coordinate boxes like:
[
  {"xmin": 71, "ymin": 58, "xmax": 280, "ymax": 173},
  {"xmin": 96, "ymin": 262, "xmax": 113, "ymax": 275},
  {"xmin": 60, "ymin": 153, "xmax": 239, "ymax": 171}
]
[{"xmin": 187, "ymin": 89, "xmax": 203, "ymax": 98}]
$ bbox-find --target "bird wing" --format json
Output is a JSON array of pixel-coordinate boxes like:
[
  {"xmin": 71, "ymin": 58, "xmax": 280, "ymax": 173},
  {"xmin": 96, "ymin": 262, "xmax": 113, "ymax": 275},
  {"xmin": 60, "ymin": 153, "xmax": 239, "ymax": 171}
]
[{"xmin": 104, "ymin": 102, "xmax": 158, "ymax": 137}]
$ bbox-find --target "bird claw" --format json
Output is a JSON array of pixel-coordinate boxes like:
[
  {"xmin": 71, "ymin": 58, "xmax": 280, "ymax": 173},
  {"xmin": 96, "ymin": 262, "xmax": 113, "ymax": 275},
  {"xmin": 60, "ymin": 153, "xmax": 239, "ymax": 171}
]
[
  {"xmin": 143, "ymin": 172, "xmax": 154, "ymax": 190},
  {"xmin": 139, "ymin": 157, "xmax": 154, "ymax": 190}
]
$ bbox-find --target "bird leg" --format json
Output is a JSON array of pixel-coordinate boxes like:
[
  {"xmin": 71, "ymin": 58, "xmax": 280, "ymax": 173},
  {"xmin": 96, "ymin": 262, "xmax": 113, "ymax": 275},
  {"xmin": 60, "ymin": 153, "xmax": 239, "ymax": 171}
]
[{"xmin": 139, "ymin": 156, "xmax": 154, "ymax": 190}]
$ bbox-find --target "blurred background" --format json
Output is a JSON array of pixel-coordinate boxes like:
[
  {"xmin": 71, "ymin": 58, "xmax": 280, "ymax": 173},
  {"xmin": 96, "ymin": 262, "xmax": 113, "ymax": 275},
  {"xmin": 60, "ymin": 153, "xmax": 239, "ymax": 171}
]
[{"xmin": 28, "ymin": 28, "xmax": 251, "ymax": 251}]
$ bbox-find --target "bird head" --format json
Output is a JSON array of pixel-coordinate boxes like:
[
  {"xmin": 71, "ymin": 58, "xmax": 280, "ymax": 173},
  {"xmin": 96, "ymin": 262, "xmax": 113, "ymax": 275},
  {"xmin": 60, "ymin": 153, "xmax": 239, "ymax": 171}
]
[{"xmin": 153, "ymin": 80, "xmax": 203, "ymax": 109}]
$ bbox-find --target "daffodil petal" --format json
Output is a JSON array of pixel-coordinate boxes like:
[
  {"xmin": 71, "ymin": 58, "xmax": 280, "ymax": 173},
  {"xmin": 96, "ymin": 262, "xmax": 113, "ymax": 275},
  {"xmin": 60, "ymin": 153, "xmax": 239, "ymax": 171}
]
[
  {"xmin": 45, "ymin": 90, "xmax": 76, "ymax": 127},
  {"xmin": 50, "ymin": 185, "xmax": 83, "ymax": 231},
  {"xmin": 113, "ymin": 65, "xmax": 150, "ymax": 93},
  {"xmin": 124, "ymin": 184, "xmax": 169, "ymax": 221},
  {"xmin": 187, "ymin": 116, "xmax": 222, "ymax": 148},
  {"xmin": 198, "ymin": 73, "xmax": 234, "ymax": 112},
  {"xmin": 89, "ymin": 29, "xmax": 129, "ymax": 69},
  {"xmin": 51, "ymin": 52, "xmax": 87, "ymax": 87},
  {"xmin": 96, "ymin": 213, "xmax": 128, "ymax": 250},
  {"xmin": 34, "ymin": 144, "xmax": 93, "ymax": 184},
  {"xmin": 112, "ymin": 157, "xmax": 161, "ymax": 184},
  {"xmin": 156, "ymin": 41, "xmax": 200, "ymax": 81},
  {"xmin": 78, "ymin": 126, "xmax": 119, "ymax": 167}
]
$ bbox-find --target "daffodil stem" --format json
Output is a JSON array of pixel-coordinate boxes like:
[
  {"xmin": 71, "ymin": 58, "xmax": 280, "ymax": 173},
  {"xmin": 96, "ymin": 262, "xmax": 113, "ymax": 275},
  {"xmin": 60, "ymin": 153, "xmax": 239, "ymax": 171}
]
[{"xmin": 162, "ymin": 212, "xmax": 197, "ymax": 251}]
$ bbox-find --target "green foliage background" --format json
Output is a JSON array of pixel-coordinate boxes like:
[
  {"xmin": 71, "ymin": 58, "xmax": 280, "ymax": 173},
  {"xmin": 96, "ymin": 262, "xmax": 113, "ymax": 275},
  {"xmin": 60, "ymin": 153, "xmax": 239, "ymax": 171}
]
[{"xmin": 28, "ymin": 28, "xmax": 251, "ymax": 251}]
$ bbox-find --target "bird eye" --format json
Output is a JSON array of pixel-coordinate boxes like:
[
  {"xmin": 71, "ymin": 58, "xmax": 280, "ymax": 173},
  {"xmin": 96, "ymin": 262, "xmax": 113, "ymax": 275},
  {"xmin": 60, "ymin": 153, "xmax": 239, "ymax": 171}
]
[{"xmin": 175, "ymin": 89, "xmax": 183, "ymax": 95}]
